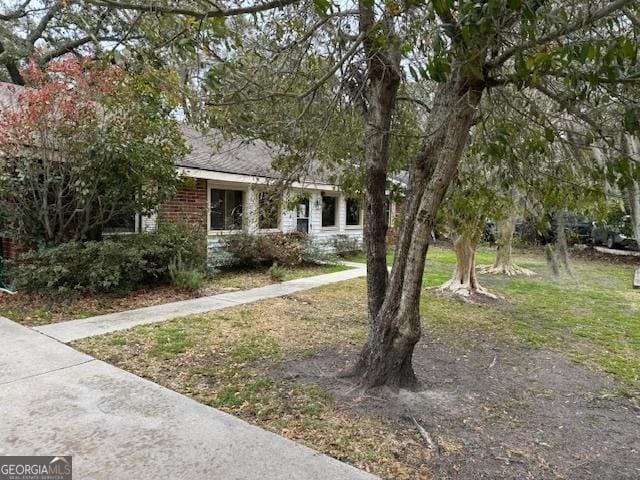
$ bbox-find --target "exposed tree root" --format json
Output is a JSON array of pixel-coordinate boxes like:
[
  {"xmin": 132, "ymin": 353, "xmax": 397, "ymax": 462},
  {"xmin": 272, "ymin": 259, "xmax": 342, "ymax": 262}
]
[
  {"xmin": 436, "ymin": 280, "xmax": 502, "ymax": 303},
  {"xmin": 477, "ymin": 264, "xmax": 537, "ymax": 277}
]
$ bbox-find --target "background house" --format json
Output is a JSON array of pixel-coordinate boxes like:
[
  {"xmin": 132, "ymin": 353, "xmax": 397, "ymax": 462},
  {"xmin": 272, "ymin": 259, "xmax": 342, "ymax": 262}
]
[
  {"xmin": 149, "ymin": 126, "xmax": 368, "ymax": 253},
  {"xmin": 0, "ymin": 81, "xmax": 405, "ymax": 260}
]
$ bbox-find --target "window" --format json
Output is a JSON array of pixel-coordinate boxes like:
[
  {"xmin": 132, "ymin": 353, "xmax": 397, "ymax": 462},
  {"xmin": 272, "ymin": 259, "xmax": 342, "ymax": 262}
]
[
  {"xmin": 103, "ymin": 212, "xmax": 138, "ymax": 234},
  {"xmin": 258, "ymin": 191, "xmax": 280, "ymax": 230},
  {"xmin": 321, "ymin": 195, "xmax": 337, "ymax": 228},
  {"xmin": 346, "ymin": 198, "xmax": 361, "ymax": 226},
  {"xmin": 210, "ymin": 188, "xmax": 244, "ymax": 231}
]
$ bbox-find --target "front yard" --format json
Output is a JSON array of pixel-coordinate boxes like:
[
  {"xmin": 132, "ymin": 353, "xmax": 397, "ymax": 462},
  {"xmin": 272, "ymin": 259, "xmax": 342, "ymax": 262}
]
[
  {"xmin": 75, "ymin": 246, "xmax": 640, "ymax": 479},
  {"xmin": 0, "ymin": 263, "xmax": 348, "ymax": 326}
]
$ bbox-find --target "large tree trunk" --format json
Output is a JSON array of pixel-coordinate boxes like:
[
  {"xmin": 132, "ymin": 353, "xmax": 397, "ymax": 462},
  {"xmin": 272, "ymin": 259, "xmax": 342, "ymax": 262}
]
[
  {"xmin": 351, "ymin": 65, "xmax": 484, "ymax": 388},
  {"xmin": 360, "ymin": 22, "xmax": 401, "ymax": 320}
]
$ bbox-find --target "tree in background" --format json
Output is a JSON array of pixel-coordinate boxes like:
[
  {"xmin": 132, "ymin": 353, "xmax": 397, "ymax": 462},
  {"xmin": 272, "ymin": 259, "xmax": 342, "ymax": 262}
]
[
  {"xmin": 622, "ymin": 134, "xmax": 640, "ymax": 244},
  {"xmin": 0, "ymin": 56, "xmax": 186, "ymax": 245},
  {"xmin": 437, "ymin": 162, "xmax": 505, "ymax": 299}
]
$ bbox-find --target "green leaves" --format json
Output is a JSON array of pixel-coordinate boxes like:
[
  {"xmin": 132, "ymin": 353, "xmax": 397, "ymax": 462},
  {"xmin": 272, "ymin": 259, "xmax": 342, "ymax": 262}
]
[
  {"xmin": 624, "ymin": 106, "xmax": 640, "ymax": 135},
  {"xmin": 432, "ymin": 0, "xmax": 454, "ymax": 16},
  {"xmin": 312, "ymin": 0, "xmax": 333, "ymax": 17},
  {"xmin": 506, "ymin": 0, "xmax": 522, "ymax": 9}
]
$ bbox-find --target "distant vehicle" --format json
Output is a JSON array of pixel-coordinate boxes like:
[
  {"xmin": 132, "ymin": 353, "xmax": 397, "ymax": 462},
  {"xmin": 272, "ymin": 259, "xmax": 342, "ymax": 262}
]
[
  {"xmin": 592, "ymin": 215, "xmax": 639, "ymax": 250},
  {"xmin": 483, "ymin": 220, "xmax": 496, "ymax": 244},
  {"xmin": 535, "ymin": 213, "xmax": 595, "ymax": 246}
]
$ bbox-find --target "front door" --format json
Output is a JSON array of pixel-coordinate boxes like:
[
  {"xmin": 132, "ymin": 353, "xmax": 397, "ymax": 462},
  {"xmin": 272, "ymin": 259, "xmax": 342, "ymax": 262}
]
[{"xmin": 296, "ymin": 198, "xmax": 310, "ymax": 233}]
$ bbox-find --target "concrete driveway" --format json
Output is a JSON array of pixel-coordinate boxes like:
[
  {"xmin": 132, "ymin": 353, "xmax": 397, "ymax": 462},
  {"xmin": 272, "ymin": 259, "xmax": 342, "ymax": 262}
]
[{"xmin": 0, "ymin": 316, "xmax": 375, "ymax": 479}]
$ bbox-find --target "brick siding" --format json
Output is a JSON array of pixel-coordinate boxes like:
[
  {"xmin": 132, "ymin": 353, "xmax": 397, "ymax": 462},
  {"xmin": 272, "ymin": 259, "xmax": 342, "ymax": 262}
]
[
  {"xmin": 1, "ymin": 237, "xmax": 22, "ymax": 261},
  {"xmin": 158, "ymin": 178, "xmax": 208, "ymax": 231}
]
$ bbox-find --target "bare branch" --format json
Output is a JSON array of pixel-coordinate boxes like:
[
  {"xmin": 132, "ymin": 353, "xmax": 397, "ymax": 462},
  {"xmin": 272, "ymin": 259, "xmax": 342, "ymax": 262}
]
[
  {"xmin": 299, "ymin": 31, "xmax": 365, "ymax": 98},
  {"xmin": 0, "ymin": 0, "xmax": 32, "ymax": 21}
]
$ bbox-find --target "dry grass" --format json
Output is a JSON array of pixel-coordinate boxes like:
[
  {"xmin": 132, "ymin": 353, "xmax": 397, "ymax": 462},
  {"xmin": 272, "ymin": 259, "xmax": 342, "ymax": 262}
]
[
  {"xmin": 0, "ymin": 263, "xmax": 349, "ymax": 326},
  {"xmin": 76, "ymin": 279, "xmax": 433, "ymax": 479}
]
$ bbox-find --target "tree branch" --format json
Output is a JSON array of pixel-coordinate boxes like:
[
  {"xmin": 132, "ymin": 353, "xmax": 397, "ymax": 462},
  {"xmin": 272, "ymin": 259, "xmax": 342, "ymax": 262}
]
[
  {"xmin": 0, "ymin": 0, "xmax": 32, "ymax": 21},
  {"xmin": 83, "ymin": 0, "xmax": 301, "ymax": 19},
  {"xmin": 299, "ymin": 31, "xmax": 365, "ymax": 99},
  {"xmin": 487, "ymin": 0, "xmax": 634, "ymax": 69}
]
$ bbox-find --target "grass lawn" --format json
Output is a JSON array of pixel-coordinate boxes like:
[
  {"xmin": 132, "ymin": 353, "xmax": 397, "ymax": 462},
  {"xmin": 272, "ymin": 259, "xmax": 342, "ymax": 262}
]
[
  {"xmin": 0, "ymin": 263, "xmax": 349, "ymax": 326},
  {"xmin": 75, "ymin": 246, "xmax": 640, "ymax": 479}
]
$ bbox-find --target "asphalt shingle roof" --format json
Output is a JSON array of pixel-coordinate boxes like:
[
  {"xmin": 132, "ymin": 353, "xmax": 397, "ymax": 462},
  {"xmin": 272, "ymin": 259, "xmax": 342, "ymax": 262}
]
[
  {"xmin": 179, "ymin": 126, "xmax": 279, "ymax": 178},
  {"xmin": 178, "ymin": 126, "xmax": 334, "ymax": 184}
]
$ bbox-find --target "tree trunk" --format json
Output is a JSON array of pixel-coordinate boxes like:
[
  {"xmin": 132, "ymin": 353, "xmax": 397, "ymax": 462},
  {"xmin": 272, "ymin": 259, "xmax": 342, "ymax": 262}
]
[
  {"xmin": 478, "ymin": 206, "xmax": 536, "ymax": 276},
  {"xmin": 547, "ymin": 210, "xmax": 572, "ymax": 278},
  {"xmin": 629, "ymin": 179, "xmax": 640, "ymax": 245},
  {"xmin": 439, "ymin": 218, "xmax": 499, "ymax": 298},
  {"xmin": 351, "ymin": 65, "xmax": 484, "ymax": 388},
  {"xmin": 362, "ymin": 56, "xmax": 400, "ymax": 320},
  {"xmin": 622, "ymin": 134, "xmax": 640, "ymax": 244},
  {"xmin": 439, "ymin": 234, "xmax": 482, "ymax": 296},
  {"xmin": 495, "ymin": 212, "xmax": 516, "ymax": 268},
  {"xmin": 356, "ymin": 3, "xmax": 402, "ymax": 322}
]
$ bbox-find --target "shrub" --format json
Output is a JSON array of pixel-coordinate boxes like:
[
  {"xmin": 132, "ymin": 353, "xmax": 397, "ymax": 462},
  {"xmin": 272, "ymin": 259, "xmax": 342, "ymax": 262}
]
[
  {"xmin": 268, "ymin": 262, "xmax": 285, "ymax": 281},
  {"xmin": 222, "ymin": 233, "xmax": 262, "ymax": 266},
  {"xmin": 169, "ymin": 255, "xmax": 205, "ymax": 292},
  {"xmin": 259, "ymin": 232, "xmax": 306, "ymax": 266},
  {"xmin": 302, "ymin": 241, "xmax": 338, "ymax": 264},
  {"xmin": 221, "ymin": 232, "xmax": 306, "ymax": 267},
  {"xmin": 12, "ymin": 223, "xmax": 206, "ymax": 294},
  {"xmin": 332, "ymin": 234, "xmax": 362, "ymax": 258}
]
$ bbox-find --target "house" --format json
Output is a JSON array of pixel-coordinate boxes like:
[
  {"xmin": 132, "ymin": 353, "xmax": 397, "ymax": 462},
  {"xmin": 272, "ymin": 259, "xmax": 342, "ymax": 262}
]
[
  {"xmin": 119, "ymin": 126, "xmax": 368, "ymax": 253},
  {"xmin": 0, "ymin": 81, "xmax": 404, "ymax": 260}
]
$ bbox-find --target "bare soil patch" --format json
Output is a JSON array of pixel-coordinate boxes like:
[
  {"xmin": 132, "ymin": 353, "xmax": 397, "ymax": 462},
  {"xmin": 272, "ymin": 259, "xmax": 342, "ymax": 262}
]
[
  {"xmin": 571, "ymin": 246, "xmax": 640, "ymax": 266},
  {"xmin": 278, "ymin": 333, "xmax": 640, "ymax": 480}
]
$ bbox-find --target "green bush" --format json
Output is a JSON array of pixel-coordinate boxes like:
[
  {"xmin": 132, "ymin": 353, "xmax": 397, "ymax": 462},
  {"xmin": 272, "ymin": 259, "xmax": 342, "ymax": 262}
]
[
  {"xmin": 169, "ymin": 255, "xmax": 205, "ymax": 292},
  {"xmin": 12, "ymin": 223, "xmax": 206, "ymax": 294},
  {"xmin": 302, "ymin": 241, "xmax": 338, "ymax": 264},
  {"xmin": 268, "ymin": 262, "xmax": 285, "ymax": 281}
]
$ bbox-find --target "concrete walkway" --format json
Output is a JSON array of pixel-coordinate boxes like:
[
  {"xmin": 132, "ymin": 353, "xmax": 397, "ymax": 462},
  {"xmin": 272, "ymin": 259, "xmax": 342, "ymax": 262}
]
[
  {"xmin": 36, "ymin": 264, "xmax": 366, "ymax": 343},
  {"xmin": 0, "ymin": 315, "xmax": 375, "ymax": 479}
]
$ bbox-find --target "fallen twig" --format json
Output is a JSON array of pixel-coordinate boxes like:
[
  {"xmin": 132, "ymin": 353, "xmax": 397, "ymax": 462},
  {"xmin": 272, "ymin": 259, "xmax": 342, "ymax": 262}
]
[
  {"xmin": 488, "ymin": 356, "xmax": 497, "ymax": 369},
  {"xmin": 411, "ymin": 417, "xmax": 436, "ymax": 450}
]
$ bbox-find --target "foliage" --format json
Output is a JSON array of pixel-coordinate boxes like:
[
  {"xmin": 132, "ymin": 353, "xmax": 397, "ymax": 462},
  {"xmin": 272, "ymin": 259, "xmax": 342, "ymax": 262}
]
[
  {"xmin": 267, "ymin": 262, "xmax": 285, "ymax": 281},
  {"xmin": 301, "ymin": 241, "xmax": 339, "ymax": 265},
  {"xmin": 220, "ymin": 232, "xmax": 307, "ymax": 267},
  {"xmin": 0, "ymin": 57, "xmax": 186, "ymax": 246},
  {"xmin": 169, "ymin": 255, "xmax": 206, "ymax": 292},
  {"xmin": 332, "ymin": 234, "xmax": 363, "ymax": 258},
  {"xmin": 11, "ymin": 223, "xmax": 206, "ymax": 294}
]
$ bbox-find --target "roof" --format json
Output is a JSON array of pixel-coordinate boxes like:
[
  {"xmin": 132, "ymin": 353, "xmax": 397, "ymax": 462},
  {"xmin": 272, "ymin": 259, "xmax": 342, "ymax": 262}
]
[
  {"xmin": 179, "ymin": 126, "xmax": 334, "ymax": 184},
  {"xmin": 179, "ymin": 126, "xmax": 280, "ymax": 179}
]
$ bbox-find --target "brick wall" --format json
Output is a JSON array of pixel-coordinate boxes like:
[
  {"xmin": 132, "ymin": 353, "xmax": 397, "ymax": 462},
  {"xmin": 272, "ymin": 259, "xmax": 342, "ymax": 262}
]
[
  {"xmin": 1, "ymin": 237, "xmax": 22, "ymax": 262},
  {"xmin": 158, "ymin": 178, "xmax": 208, "ymax": 231}
]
